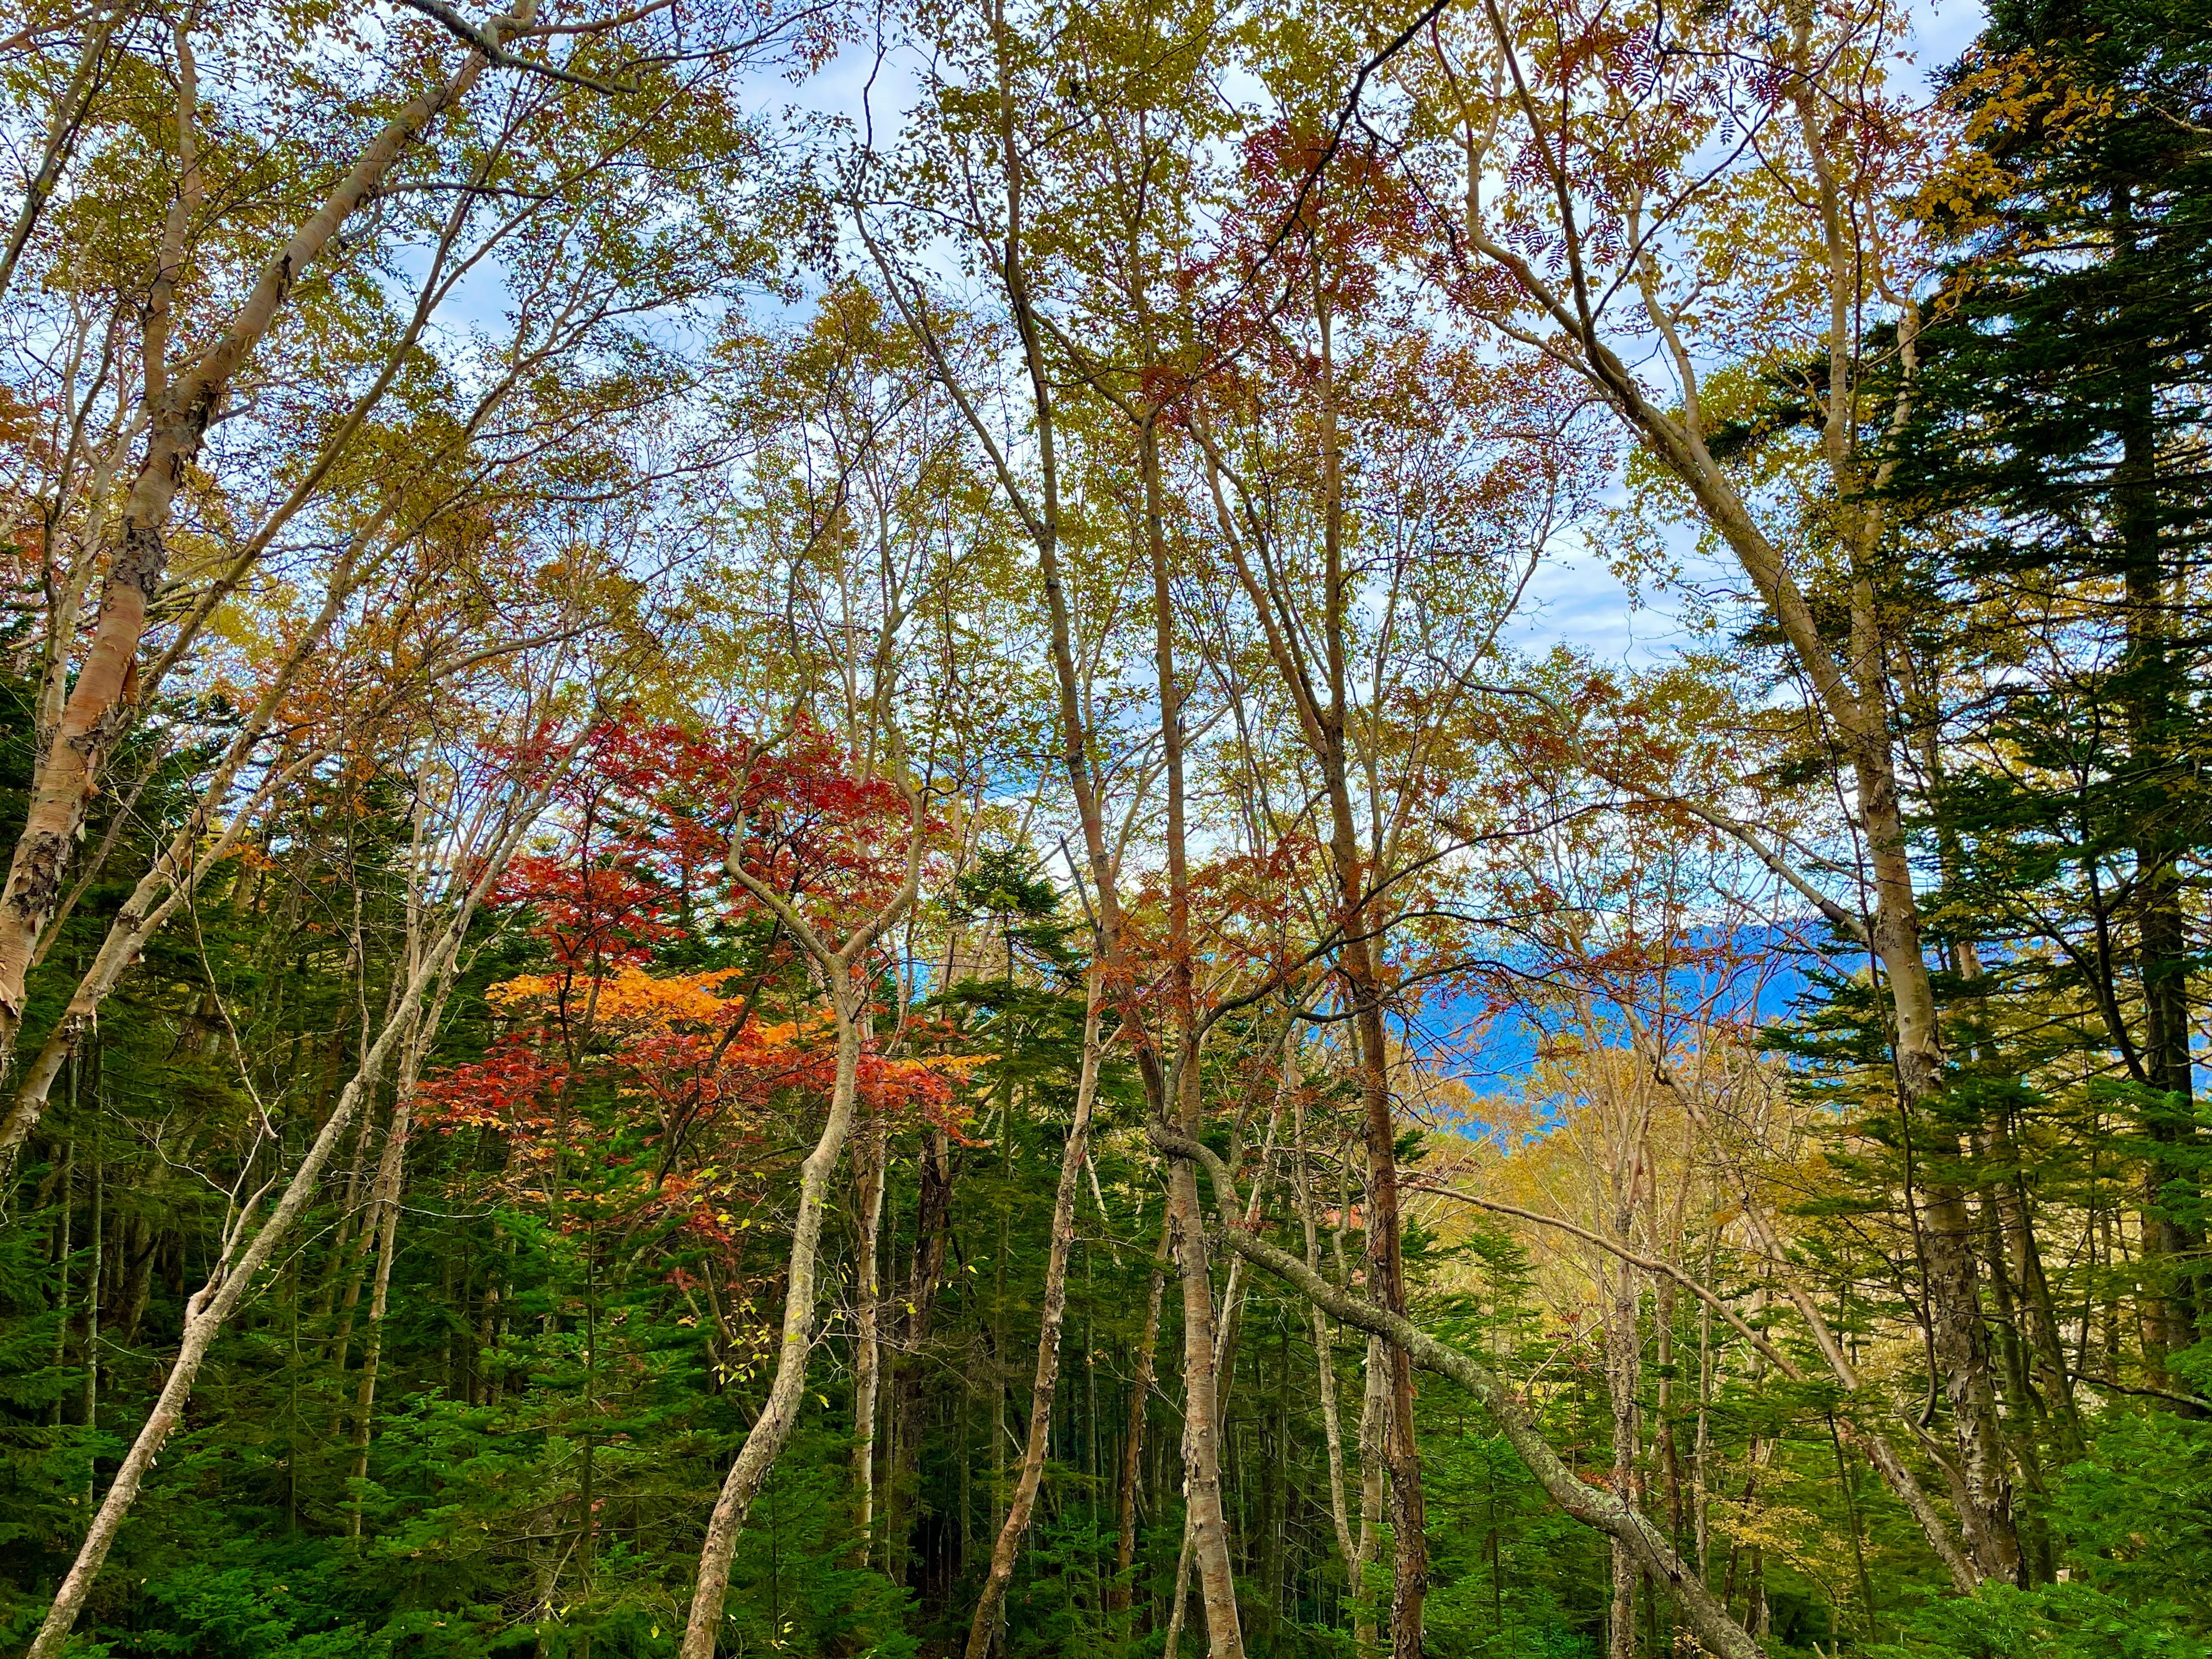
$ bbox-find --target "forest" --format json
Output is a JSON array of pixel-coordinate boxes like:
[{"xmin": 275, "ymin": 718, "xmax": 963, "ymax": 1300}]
[{"xmin": 0, "ymin": 0, "xmax": 2207, "ymax": 1653}]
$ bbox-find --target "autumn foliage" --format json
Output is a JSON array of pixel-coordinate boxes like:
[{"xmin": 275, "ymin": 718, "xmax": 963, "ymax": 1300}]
[{"xmin": 422, "ymin": 715, "xmax": 971, "ymax": 1253}]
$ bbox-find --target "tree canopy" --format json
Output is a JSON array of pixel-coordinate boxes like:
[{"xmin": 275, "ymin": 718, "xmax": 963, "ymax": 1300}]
[{"xmin": 1, "ymin": 0, "xmax": 2210, "ymax": 1655}]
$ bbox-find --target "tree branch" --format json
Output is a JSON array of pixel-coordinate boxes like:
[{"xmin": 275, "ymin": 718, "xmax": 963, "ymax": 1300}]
[
  {"xmin": 1149, "ymin": 1122, "xmax": 1767, "ymax": 1659},
  {"xmin": 391, "ymin": 0, "xmax": 635, "ymax": 93}
]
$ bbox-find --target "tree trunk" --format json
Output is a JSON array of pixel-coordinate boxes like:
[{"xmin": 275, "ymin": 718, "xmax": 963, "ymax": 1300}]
[
  {"xmin": 853, "ymin": 1111, "xmax": 887, "ymax": 1556},
  {"xmin": 684, "ymin": 744, "xmax": 927, "ymax": 1657},
  {"xmin": 1110, "ymin": 1210, "xmax": 1174, "ymax": 1615},
  {"xmin": 1659, "ymin": 1063, "xmax": 1982, "ymax": 1590},
  {"xmin": 0, "ymin": 722, "xmax": 332, "ymax": 1171},
  {"xmin": 1305, "ymin": 255, "xmax": 1426, "ymax": 1659},
  {"xmin": 1456, "ymin": 51, "xmax": 2020, "ymax": 1574},
  {"xmin": 348, "ymin": 932, "xmax": 459, "ymax": 1536},
  {"xmin": 963, "ymin": 983, "xmax": 1104, "ymax": 1656},
  {"xmin": 1354, "ymin": 1335, "xmax": 1387, "ymax": 1659},
  {"xmin": 1168, "ymin": 1160, "xmax": 1242, "ymax": 1658},
  {"xmin": 1141, "ymin": 411, "xmax": 1243, "ymax": 1659},
  {"xmin": 1175, "ymin": 1161, "xmax": 1771, "ymax": 1659},
  {"xmin": 1293, "ymin": 1034, "xmax": 1358, "ymax": 1578},
  {"xmin": 0, "ymin": 16, "xmax": 521, "ymax": 1073},
  {"xmin": 1988, "ymin": 1118, "xmax": 2080, "ymax": 1452},
  {"xmin": 24, "ymin": 806, "xmax": 524, "ymax": 1659},
  {"xmin": 1608, "ymin": 1259, "xmax": 1642, "ymax": 1659},
  {"xmin": 894, "ymin": 1127, "xmax": 953, "ymax": 1586},
  {"xmin": 682, "ymin": 982, "xmax": 867, "ymax": 1659}
]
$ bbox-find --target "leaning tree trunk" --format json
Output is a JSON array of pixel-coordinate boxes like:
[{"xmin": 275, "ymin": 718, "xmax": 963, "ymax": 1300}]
[
  {"xmin": 348, "ymin": 904, "xmax": 465, "ymax": 1537},
  {"xmin": 346, "ymin": 1032, "xmax": 424, "ymax": 1535},
  {"xmin": 1110, "ymin": 1211, "xmax": 1174, "ymax": 1615},
  {"xmin": 0, "ymin": 12, "xmax": 527, "ymax": 1072},
  {"xmin": 963, "ymin": 983, "xmax": 1104, "ymax": 1657},
  {"xmin": 682, "ymin": 983, "xmax": 867, "ymax": 1658},
  {"xmin": 1651, "ymin": 1050, "xmax": 1982, "ymax": 1593},
  {"xmin": 0, "ymin": 3, "xmax": 120, "ymax": 302},
  {"xmin": 1450, "ymin": 43, "xmax": 2018, "ymax": 1573},
  {"xmin": 0, "ymin": 521, "xmax": 380, "ymax": 1171},
  {"xmin": 23, "ymin": 791, "xmax": 532, "ymax": 1659},
  {"xmin": 1162, "ymin": 1126, "xmax": 1774, "ymax": 1659}
]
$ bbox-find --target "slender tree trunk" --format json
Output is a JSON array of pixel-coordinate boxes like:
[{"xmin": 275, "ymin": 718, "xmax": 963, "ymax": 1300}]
[
  {"xmin": 684, "ymin": 753, "xmax": 926, "ymax": 1657},
  {"xmin": 1664, "ymin": 1067, "xmax": 1983, "ymax": 1591},
  {"xmin": 1695, "ymin": 1226, "xmax": 1713, "ymax": 1586},
  {"xmin": 853, "ymin": 1111, "xmax": 887, "ymax": 1555},
  {"xmin": 1656, "ymin": 1278, "xmax": 1680, "ymax": 1544},
  {"xmin": 348, "ymin": 931, "xmax": 458, "ymax": 1536},
  {"xmin": 50, "ymin": 1143, "xmax": 70, "ymax": 1427},
  {"xmin": 1457, "ymin": 51, "xmax": 2018, "ymax": 1573},
  {"xmin": 115, "ymin": 1209, "xmax": 154, "ymax": 1350},
  {"xmin": 346, "ymin": 1066, "xmax": 418, "ymax": 1533},
  {"xmin": 1354, "ymin": 1335, "xmax": 1387, "ymax": 1659},
  {"xmin": 963, "ymin": 983, "xmax": 1104, "ymax": 1656},
  {"xmin": 1990, "ymin": 1130, "xmax": 2080, "ymax": 1452},
  {"xmin": 873, "ymin": 29, "xmax": 1227, "ymax": 1641},
  {"xmin": 82, "ymin": 1150, "xmax": 100, "ymax": 1465},
  {"xmin": 0, "ymin": 530, "xmax": 370, "ymax": 1175},
  {"xmin": 1111, "ymin": 1210, "xmax": 1174, "ymax": 1615},
  {"xmin": 1608, "ymin": 1256, "xmax": 1642, "ymax": 1659},
  {"xmin": 895, "ymin": 1127, "xmax": 953, "ymax": 1585},
  {"xmin": 683, "ymin": 984, "xmax": 866, "ymax": 1658},
  {"xmin": 1308, "ymin": 260, "xmax": 1423, "ymax": 1657},
  {"xmin": 1346, "ymin": 980, "xmax": 1422, "ymax": 1655},
  {"xmin": 1169, "ymin": 1156, "xmax": 1772, "ymax": 1659},
  {"xmin": 1185, "ymin": 315, "xmax": 1413, "ymax": 1659},
  {"xmin": 991, "ymin": 1116, "xmax": 1010, "ymax": 1554},
  {"xmin": 2091, "ymin": 177, "xmax": 2199, "ymax": 1360},
  {"xmin": 1293, "ymin": 1036, "xmax": 1358, "ymax": 1577},
  {"xmin": 1168, "ymin": 1160, "xmax": 1241, "ymax": 1657},
  {"xmin": 1163, "ymin": 1518, "xmax": 1197, "ymax": 1659},
  {"xmin": 1140, "ymin": 412, "xmax": 1243, "ymax": 1659},
  {"xmin": 323, "ymin": 1101, "xmax": 378, "ymax": 1356}
]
